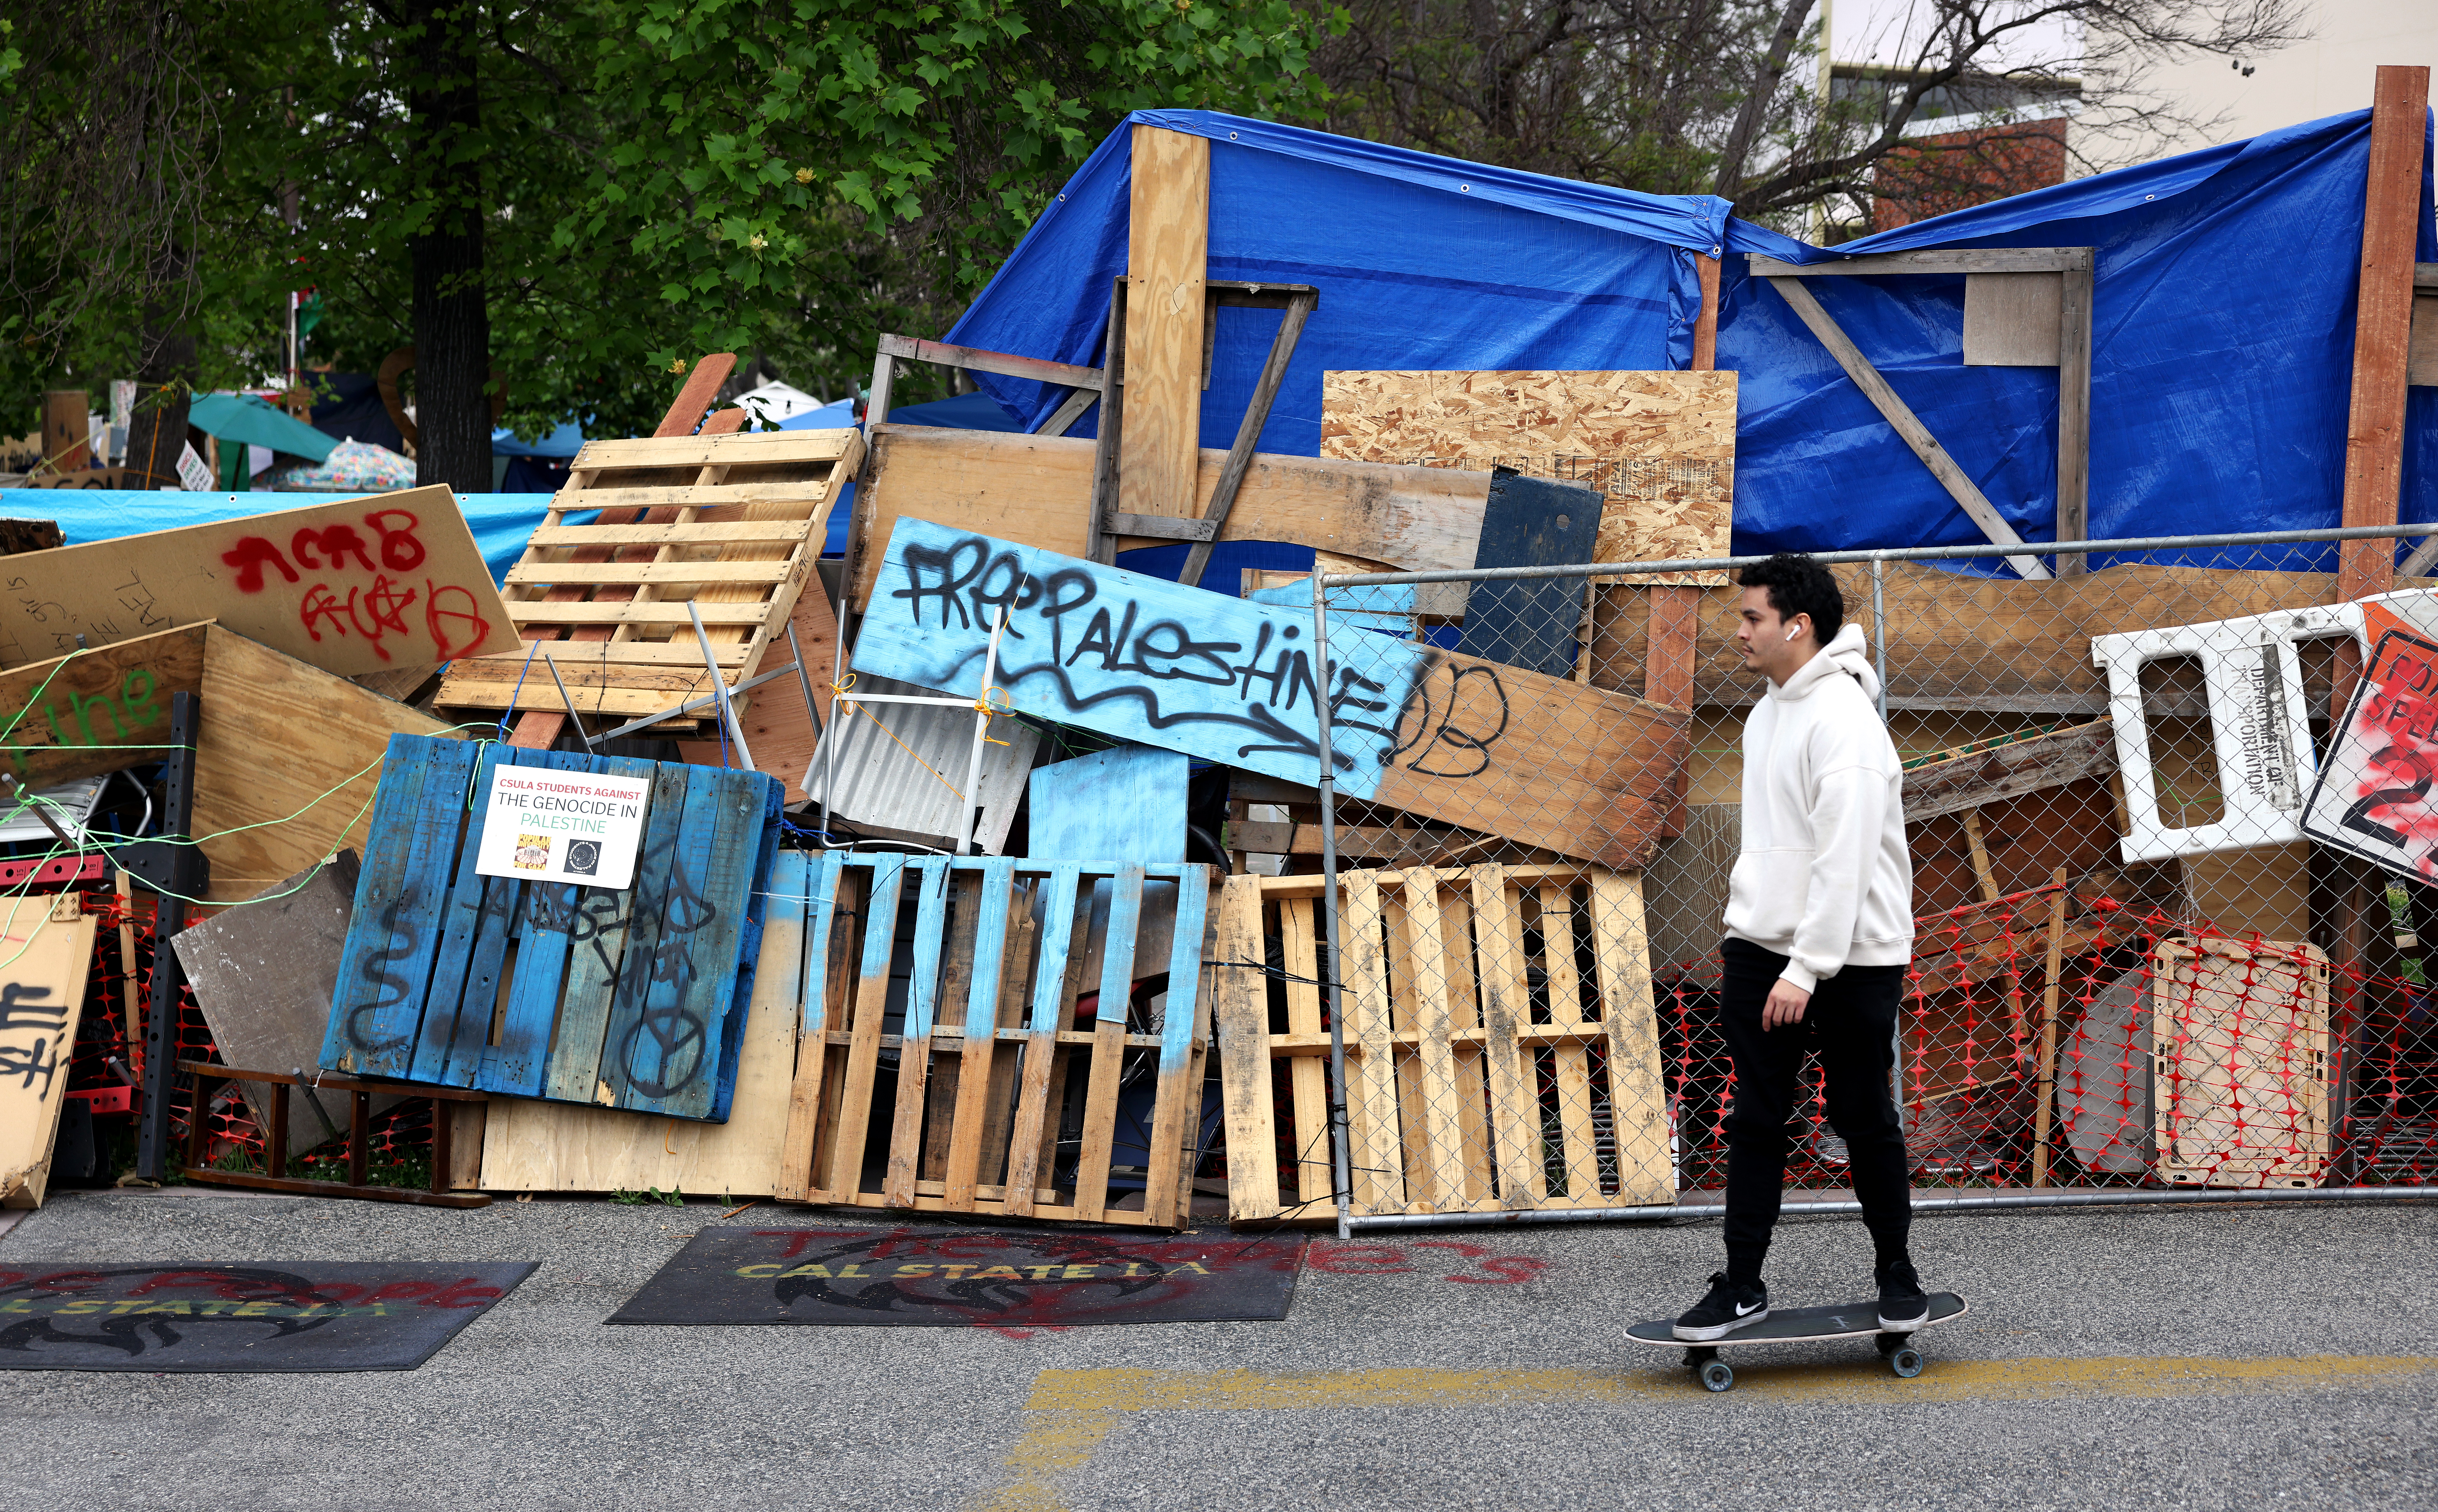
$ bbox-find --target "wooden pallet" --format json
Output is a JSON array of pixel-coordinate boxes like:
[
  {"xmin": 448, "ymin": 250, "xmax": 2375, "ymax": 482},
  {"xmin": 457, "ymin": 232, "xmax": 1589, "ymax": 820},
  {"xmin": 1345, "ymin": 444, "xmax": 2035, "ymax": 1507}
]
[
  {"xmin": 772, "ymin": 855, "xmax": 1215, "ymax": 1228},
  {"xmin": 318, "ymin": 734, "xmax": 783, "ymax": 1121},
  {"xmin": 436, "ymin": 427, "xmax": 864, "ymax": 729},
  {"xmin": 2152, "ymin": 935, "xmax": 2332, "ymax": 1189},
  {"xmin": 1214, "ymin": 864, "xmax": 1672, "ymax": 1223}
]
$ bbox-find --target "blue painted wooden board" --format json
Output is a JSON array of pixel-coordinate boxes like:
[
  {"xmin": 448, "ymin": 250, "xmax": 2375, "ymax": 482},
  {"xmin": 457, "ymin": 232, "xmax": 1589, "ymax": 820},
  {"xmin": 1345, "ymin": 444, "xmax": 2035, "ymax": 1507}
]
[
  {"xmin": 1026, "ymin": 746, "xmax": 1188, "ymax": 863},
  {"xmin": 849, "ymin": 519, "xmax": 1691, "ymax": 870},
  {"xmin": 318, "ymin": 735, "xmax": 783, "ymax": 1122},
  {"xmin": 1453, "ymin": 468, "xmax": 1602, "ymax": 677},
  {"xmin": 1245, "ymin": 578, "xmax": 1414, "ymax": 639}
]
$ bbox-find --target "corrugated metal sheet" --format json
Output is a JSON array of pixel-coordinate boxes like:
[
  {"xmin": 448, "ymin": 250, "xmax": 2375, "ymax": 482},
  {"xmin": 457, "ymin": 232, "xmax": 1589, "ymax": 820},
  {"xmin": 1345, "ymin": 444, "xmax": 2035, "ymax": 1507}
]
[{"xmin": 808, "ymin": 673, "xmax": 1039, "ymax": 852}]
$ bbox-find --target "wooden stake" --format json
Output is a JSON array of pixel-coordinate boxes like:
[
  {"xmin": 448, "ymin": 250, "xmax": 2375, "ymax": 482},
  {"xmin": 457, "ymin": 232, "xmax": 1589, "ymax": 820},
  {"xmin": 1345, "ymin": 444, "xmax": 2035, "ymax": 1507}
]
[
  {"xmin": 2029, "ymin": 866, "xmax": 2069, "ymax": 1187},
  {"xmin": 2336, "ymin": 65, "xmax": 2429, "ymax": 605},
  {"xmin": 1116, "ymin": 125, "xmax": 1210, "ymax": 521}
]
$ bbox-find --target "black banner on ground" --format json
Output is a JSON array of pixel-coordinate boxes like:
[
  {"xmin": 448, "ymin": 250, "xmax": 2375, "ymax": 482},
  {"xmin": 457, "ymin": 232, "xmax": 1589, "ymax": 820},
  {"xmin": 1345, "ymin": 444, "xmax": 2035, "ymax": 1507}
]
[
  {"xmin": 610, "ymin": 1226, "xmax": 1304, "ymax": 1327},
  {"xmin": 0, "ymin": 1262, "xmax": 537, "ymax": 1372}
]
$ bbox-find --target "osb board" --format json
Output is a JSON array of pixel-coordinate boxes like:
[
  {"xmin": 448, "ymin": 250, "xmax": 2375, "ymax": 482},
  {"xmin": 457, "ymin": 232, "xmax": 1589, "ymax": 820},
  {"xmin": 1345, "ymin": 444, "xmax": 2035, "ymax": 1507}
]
[
  {"xmin": 191, "ymin": 626, "xmax": 454, "ymax": 903},
  {"xmin": 477, "ymin": 873, "xmax": 799, "ymax": 1195},
  {"xmin": 1320, "ymin": 371, "xmax": 1735, "ymax": 586},
  {"xmin": 0, "ymin": 485, "xmax": 516, "ymax": 675},
  {"xmin": 0, "ymin": 907, "xmax": 98, "ymax": 1208},
  {"xmin": 1589, "ymin": 564, "xmax": 2430, "ymax": 711},
  {"xmin": 848, "ymin": 424, "xmax": 1489, "ymax": 610},
  {"xmin": 0, "ymin": 622, "xmax": 209, "ymax": 789}
]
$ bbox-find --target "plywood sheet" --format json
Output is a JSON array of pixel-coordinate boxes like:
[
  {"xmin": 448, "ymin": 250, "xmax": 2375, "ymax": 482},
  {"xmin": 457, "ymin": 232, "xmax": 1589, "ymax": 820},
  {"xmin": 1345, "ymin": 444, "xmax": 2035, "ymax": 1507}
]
[
  {"xmin": 849, "ymin": 424, "xmax": 1491, "ymax": 610},
  {"xmin": 477, "ymin": 857, "xmax": 803, "ymax": 1195},
  {"xmin": 0, "ymin": 623, "xmax": 208, "ymax": 790},
  {"xmin": 192, "ymin": 626, "xmax": 455, "ymax": 903},
  {"xmin": 0, "ymin": 906, "xmax": 98, "ymax": 1207},
  {"xmin": 1321, "ymin": 370, "xmax": 1735, "ymax": 585},
  {"xmin": 0, "ymin": 486, "xmax": 516, "ymax": 675}
]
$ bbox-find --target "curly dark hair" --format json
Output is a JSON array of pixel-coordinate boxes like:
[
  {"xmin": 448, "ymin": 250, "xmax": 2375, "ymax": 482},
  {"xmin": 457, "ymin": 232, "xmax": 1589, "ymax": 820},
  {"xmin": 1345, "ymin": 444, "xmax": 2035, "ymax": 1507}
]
[{"xmin": 1737, "ymin": 552, "xmax": 1845, "ymax": 644}]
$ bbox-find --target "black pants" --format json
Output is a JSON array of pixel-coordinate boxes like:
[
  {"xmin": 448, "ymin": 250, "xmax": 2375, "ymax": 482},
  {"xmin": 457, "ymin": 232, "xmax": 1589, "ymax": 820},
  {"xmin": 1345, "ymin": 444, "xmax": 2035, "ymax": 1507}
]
[{"xmin": 1718, "ymin": 938, "xmax": 1913, "ymax": 1285}]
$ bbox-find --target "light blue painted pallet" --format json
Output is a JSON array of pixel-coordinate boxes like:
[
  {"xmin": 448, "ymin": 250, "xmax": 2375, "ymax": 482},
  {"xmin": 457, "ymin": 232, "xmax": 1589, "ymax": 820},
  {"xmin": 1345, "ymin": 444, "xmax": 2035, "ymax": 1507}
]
[
  {"xmin": 774, "ymin": 854, "xmax": 1214, "ymax": 1228},
  {"xmin": 319, "ymin": 734, "xmax": 783, "ymax": 1122}
]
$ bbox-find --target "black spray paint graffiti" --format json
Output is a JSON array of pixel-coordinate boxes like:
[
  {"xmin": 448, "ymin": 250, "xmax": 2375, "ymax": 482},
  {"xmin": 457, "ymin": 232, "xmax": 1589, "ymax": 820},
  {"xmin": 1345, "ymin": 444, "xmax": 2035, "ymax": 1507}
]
[
  {"xmin": 0, "ymin": 981, "xmax": 64, "ymax": 1096},
  {"xmin": 609, "ymin": 832, "xmax": 718, "ymax": 1100},
  {"xmin": 345, "ymin": 895, "xmax": 420, "ymax": 1056},
  {"xmin": 886, "ymin": 535, "xmax": 1516, "ymax": 776}
]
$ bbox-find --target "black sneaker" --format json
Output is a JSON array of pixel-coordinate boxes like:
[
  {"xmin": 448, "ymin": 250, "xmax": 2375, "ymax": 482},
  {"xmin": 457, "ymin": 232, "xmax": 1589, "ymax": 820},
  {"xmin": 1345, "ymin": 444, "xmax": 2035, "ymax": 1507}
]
[
  {"xmin": 1671, "ymin": 1272, "xmax": 1769, "ymax": 1341},
  {"xmin": 1877, "ymin": 1260, "xmax": 1930, "ymax": 1332}
]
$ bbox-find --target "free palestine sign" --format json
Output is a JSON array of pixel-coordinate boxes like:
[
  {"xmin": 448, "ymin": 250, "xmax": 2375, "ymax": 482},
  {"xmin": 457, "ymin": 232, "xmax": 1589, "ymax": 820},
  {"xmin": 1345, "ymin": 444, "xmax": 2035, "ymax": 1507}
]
[{"xmin": 473, "ymin": 766, "xmax": 652, "ymax": 890}]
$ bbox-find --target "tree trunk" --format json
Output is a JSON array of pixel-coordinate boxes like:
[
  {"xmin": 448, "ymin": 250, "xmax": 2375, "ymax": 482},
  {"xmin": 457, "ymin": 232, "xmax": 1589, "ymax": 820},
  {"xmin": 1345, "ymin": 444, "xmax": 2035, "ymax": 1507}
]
[
  {"xmin": 1712, "ymin": 0, "xmax": 1817, "ymax": 203},
  {"xmin": 406, "ymin": 0, "xmax": 491, "ymax": 494}
]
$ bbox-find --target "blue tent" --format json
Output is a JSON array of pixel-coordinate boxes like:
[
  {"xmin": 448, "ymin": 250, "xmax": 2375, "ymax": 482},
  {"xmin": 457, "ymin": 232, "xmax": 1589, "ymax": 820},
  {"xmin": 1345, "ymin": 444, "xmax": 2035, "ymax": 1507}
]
[{"xmin": 945, "ymin": 107, "xmax": 2438, "ymax": 568}]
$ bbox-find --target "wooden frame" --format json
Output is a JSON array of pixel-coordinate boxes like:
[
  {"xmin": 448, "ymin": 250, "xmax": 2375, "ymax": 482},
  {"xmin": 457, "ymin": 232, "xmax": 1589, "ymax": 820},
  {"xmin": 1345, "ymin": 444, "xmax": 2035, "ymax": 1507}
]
[
  {"xmin": 180, "ymin": 1062, "xmax": 490, "ymax": 1209},
  {"xmin": 773, "ymin": 854, "xmax": 1216, "ymax": 1229},
  {"xmin": 1214, "ymin": 865, "xmax": 1672, "ymax": 1224},
  {"xmin": 437, "ymin": 427, "xmax": 862, "ymax": 730},
  {"xmin": 1751, "ymin": 247, "xmax": 2094, "ymax": 580}
]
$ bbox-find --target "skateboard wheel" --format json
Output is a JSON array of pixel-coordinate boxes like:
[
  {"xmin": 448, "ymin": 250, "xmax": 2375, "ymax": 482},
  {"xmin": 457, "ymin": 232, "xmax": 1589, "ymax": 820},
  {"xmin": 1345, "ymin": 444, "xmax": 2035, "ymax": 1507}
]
[
  {"xmin": 1888, "ymin": 1347, "xmax": 1924, "ymax": 1378},
  {"xmin": 1699, "ymin": 1360, "xmax": 1734, "ymax": 1393}
]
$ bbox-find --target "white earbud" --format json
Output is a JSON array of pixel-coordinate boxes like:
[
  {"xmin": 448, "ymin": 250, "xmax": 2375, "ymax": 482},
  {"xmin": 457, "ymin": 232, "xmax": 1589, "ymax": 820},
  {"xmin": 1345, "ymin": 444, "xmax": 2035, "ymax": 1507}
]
[{"xmin": 1784, "ymin": 626, "xmax": 1799, "ymax": 642}]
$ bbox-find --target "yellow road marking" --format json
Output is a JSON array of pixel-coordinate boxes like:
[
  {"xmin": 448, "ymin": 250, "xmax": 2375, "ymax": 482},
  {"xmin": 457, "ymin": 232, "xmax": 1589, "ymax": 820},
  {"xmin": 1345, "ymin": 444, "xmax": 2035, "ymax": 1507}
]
[
  {"xmin": 965, "ymin": 1410, "xmax": 1118, "ymax": 1512},
  {"xmin": 963, "ymin": 1357, "xmax": 2438, "ymax": 1508},
  {"xmin": 1027, "ymin": 1356, "xmax": 2438, "ymax": 1411}
]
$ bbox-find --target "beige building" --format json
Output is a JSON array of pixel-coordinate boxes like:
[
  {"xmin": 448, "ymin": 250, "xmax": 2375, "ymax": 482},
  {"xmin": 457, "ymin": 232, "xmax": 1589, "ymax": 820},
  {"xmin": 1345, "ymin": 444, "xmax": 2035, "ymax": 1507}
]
[{"xmin": 2129, "ymin": 0, "xmax": 2437, "ymax": 161}]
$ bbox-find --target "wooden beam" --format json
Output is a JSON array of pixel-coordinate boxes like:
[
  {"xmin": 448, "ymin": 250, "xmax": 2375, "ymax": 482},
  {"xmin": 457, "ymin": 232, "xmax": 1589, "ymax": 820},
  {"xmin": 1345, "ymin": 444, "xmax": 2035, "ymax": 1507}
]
[
  {"xmin": 1764, "ymin": 275, "xmax": 2051, "ymax": 580},
  {"xmin": 2337, "ymin": 66, "xmax": 2430, "ymax": 603},
  {"xmin": 1751, "ymin": 248, "xmax": 2092, "ymax": 277},
  {"xmin": 1117, "ymin": 125, "xmax": 1210, "ymax": 519},
  {"xmin": 876, "ymin": 334, "xmax": 1102, "ymax": 392},
  {"xmin": 851, "ymin": 423, "xmax": 1491, "ymax": 609},
  {"xmin": 652, "ymin": 354, "xmax": 737, "ymax": 438},
  {"xmin": 2055, "ymin": 262, "xmax": 2093, "ymax": 576}
]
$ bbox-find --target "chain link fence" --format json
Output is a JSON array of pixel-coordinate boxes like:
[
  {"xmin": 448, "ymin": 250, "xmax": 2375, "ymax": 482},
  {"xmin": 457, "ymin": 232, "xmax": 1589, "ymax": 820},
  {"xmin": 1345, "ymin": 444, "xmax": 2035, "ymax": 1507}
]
[{"xmin": 1278, "ymin": 524, "xmax": 2438, "ymax": 1236}]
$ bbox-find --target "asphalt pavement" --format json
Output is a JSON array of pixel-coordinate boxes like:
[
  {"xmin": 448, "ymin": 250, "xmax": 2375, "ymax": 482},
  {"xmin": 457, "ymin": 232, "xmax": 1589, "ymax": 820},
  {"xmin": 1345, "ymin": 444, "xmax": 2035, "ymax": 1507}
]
[{"xmin": 0, "ymin": 1186, "xmax": 2431, "ymax": 1511}]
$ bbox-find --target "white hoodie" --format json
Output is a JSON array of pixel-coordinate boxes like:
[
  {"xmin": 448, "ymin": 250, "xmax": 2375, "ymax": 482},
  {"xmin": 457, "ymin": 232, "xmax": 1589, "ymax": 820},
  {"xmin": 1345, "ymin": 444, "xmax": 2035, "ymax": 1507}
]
[{"xmin": 1723, "ymin": 622, "xmax": 1913, "ymax": 992}]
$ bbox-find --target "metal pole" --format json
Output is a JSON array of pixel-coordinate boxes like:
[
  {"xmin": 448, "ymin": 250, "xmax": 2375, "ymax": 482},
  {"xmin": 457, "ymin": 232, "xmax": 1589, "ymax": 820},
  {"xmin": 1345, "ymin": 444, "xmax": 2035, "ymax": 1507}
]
[
  {"xmin": 1342, "ymin": 1184, "xmax": 2438, "ymax": 1230},
  {"xmin": 1311, "ymin": 569, "xmax": 1355, "ymax": 1241},
  {"xmin": 955, "ymin": 607, "xmax": 1008, "ymax": 855},
  {"xmin": 135, "ymin": 690, "xmax": 198, "ymax": 1181},
  {"xmin": 687, "ymin": 600, "xmax": 756, "ymax": 773},
  {"xmin": 784, "ymin": 620, "xmax": 825, "ymax": 742},
  {"xmin": 1324, "ymin": 521, "xmax": 2432, "ymax": 588},
  {"xmin": 1870, "ymin": 554, "xmax": 1890, "ymax": 725}
]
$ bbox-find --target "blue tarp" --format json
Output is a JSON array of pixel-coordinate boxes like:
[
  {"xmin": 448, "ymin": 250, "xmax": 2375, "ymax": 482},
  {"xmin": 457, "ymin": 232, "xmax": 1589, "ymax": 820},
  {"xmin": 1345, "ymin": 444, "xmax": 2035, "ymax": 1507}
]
[
  {"xmin": 0, "ymin": 491, "xmax": 562, "ymax": 585},
  {"xmin": 947, "ymin": 106, "xmax": 2438, "ymax": 569}
]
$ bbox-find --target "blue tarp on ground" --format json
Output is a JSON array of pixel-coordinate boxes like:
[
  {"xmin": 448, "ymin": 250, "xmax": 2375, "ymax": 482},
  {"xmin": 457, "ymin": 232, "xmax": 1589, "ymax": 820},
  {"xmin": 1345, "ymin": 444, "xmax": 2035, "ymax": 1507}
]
[{"xmin": 947, "ymin": 106, "xmax": 2438, "ymax": 570}]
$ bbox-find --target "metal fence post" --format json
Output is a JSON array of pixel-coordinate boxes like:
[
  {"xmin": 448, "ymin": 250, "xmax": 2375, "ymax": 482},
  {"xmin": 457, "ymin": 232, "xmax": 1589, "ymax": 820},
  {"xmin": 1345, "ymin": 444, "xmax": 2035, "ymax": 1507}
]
[{"xmin": 1311, "ymin": 569, "xmax": 1355, "ymax": 1240}]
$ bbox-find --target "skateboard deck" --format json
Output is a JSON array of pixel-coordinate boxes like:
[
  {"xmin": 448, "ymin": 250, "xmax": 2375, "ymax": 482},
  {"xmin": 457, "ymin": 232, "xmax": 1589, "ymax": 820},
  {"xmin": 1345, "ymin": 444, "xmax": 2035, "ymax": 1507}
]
[
  {"xmin": 1624, "ymin": 1293, "xmax": 1968, "ymax": 1391},
  {"xmin": 1625, "ymin": 1292, "xmax": 1967, "ymax": 1348}
]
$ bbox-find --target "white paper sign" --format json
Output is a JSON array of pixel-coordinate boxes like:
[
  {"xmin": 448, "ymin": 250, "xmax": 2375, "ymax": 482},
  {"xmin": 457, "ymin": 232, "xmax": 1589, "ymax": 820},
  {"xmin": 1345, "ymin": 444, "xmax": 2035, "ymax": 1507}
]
[
  {"xmin": 473, "ymin": 766, "xmax": 654, "ymax": 890},
  {"xmin": 174, "ymin": 440, "xmax": 213, "ymax": 492}
]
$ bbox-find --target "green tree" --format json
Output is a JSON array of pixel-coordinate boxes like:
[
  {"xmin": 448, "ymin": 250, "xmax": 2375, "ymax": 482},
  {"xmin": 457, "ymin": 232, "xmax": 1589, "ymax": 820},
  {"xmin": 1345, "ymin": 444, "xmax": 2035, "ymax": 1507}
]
[{"xmin": 198, "ymin": 0, "xmax": 1325, "ymax": 488}]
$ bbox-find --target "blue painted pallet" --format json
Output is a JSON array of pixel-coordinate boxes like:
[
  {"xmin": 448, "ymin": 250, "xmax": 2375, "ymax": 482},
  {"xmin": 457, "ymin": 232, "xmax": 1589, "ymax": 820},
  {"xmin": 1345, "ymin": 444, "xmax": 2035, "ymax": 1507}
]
[
  {"xmin": 771, "ymin": 855, "xmax": 1214, "ymax": 1228},
  {"xmin": 319, "ymin": 734, "xmax": 783, "ymax": 1122}
]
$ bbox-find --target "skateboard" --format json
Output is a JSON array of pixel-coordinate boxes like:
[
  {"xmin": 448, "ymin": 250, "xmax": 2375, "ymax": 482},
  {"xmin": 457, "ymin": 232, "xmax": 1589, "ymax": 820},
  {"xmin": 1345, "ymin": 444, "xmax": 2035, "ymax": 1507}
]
[{"xmin": 1623, "ymin": 1293, "xmax": 1968, "ymax": 1392}]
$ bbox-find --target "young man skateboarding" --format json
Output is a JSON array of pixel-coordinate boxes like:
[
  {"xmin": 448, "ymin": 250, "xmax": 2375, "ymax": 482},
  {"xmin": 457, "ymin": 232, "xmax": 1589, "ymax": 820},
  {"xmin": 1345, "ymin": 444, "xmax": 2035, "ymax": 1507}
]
[{"xmin": 1671, "ymin": 552, "xmax": 1928, "ymax": 1342}]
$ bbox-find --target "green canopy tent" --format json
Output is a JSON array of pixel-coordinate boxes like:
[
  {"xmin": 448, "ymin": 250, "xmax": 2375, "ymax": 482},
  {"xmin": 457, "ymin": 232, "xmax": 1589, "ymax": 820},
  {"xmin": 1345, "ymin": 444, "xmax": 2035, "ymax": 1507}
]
[{"xmin": 187, "ymin": 392, "xmax": 337, "ymax": 490}]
